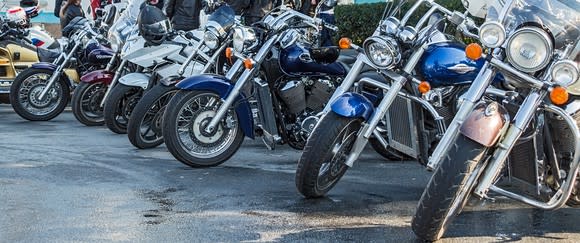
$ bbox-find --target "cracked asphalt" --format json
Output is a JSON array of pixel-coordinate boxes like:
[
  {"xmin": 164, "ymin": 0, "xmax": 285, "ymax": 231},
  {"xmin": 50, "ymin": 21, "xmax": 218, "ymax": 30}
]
[{"xmin": 1, "ymin": 104, "xmax": 579, "ymax": 242}]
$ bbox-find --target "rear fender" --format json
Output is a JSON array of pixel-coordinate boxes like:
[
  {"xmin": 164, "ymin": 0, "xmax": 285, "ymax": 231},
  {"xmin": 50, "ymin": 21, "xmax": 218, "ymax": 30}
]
[
  {"xmin": 459, "ymin": 101, "xmax": 510, "ymax": 147},
  {"xmin": 118, "ymin": 73, "xmax": 151, "ymax": 89},
  {"xmin": 330, "ymin": 92, "xmax": 375, "ymax": 120},
  {"xmin": 80, "ymin": 70, "xmax": 114, "ymax": 84},
  {"xmin": 176, "ymin": 74, "xmax": 254, "ymax": 138}
]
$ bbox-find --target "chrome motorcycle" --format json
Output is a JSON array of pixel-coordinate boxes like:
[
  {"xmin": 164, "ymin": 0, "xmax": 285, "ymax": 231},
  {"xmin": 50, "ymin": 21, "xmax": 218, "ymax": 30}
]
[
  {"xmin": 161, "ymin": 3, "xmax": 352, "ymax": 168},
  {"xmin": 126, "ymin": 5, "xmax": 234, "ymax": 149},
  {"xmin": 9, "ymin": 17, "xmax": 113, "ymax": 121},
  {"xmin": 412, "ymin": 0, "xmax": 580, "ymax": 241},
  {"xmin": 295, "ymin": 0, "xmax": 484, "ymax": 198}
]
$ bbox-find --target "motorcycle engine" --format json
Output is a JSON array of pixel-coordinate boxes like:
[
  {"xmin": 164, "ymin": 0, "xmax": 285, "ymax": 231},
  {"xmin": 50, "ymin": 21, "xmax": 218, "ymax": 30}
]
[{"xmin": 278, "ymin": 77, "xmax": 336, "ymax": 143}]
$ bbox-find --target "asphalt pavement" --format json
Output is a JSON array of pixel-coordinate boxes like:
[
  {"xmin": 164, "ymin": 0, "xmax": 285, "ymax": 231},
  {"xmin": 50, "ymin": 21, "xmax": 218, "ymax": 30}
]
[{"xmin": 1, "ymin": 104, "xmax": 579, "ymax": 242}]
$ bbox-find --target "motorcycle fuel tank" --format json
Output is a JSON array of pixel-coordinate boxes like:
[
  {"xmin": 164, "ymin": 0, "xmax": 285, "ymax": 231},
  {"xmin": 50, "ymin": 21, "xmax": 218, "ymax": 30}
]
[
  {"xmin": 279, "ymin": 44, "xmax": 346, "ymax": 77},
  {"xmin": 417, "ymin": 42, "xmax": 485, "ymax": 87},
  {"xmin": 85, "ymin": 42, "xmax": 115, "ymax": 65}
]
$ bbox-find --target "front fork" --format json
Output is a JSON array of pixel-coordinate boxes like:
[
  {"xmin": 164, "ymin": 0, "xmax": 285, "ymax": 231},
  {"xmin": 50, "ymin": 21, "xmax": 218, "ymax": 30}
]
[
  {"xmin": 37, "ymin": 39, "xmax": 83, "ymax": 101},
  {"xmin": 204, "ymin": 36, "xmax": 277, "ymax": 133},
  {"xmin": 344, "ymin": 44, "xmax": 427, "ymax": 167},
  {"xmin": 100, "ymin": 59, "xmax": 127, "ymax": 107},
  {"xmin": 426, "ymin": 62, "xmax": 496, "ymax": 170}
]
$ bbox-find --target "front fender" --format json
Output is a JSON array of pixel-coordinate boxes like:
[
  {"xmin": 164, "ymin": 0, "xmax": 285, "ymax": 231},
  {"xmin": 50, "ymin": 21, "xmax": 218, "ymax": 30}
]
[
  {"xmin": 31, "ymin": 62, "xmax": 58, "ymax": 70},
  {"xmin": 176, "ymin": 74, "xmax": 254, "ymax": 139},
  {"xmin": 80, "ymin": 70, "xmax": 114, "ymax": 84},
  {"xmin": 118, "ymin": 72, "xmax": 151, "ymax": 89},
  {"xmin": 459, "ymin": 101, "xmax": 509, "ymax": 147},
  {"xmin": 330, "ymin": 93, "xmax": 374, "ymax": 120}
]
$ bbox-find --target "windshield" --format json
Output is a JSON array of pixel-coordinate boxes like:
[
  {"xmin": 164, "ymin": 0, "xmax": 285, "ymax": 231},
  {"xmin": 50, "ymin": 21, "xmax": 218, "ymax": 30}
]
[
  {"xmin": 207, "ymin": 5, "xmax": 236, "ymax": 33},
  {"xmin": 488, "ymin": 0, "xmax": 579, "ymax": 53}
]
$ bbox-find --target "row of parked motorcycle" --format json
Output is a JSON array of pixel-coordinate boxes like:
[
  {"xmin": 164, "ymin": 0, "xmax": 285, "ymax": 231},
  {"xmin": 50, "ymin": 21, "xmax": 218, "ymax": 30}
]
[{"xmin": 2, "ymin": 0, "xmax": 579, "ymax": 241}]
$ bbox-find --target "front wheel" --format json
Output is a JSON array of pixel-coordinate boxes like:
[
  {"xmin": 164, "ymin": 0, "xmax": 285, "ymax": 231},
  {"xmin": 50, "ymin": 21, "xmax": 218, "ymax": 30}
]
[
  {"xmin": 103, "ymin": 83, "xmax": 143, "ymax": 134},
  {"xmin": 9, "ymin": 68, "xmax": 70, "ymax": 121},
  {"xmin": 71, "ymin": 82, "xmax": 107, "ymax": 126},
  {"xmin": 162, "ymin": 90, "xmax": 244, "ymax": 167},
  {"xmin": 127, "ymin": 84, "xmax": 177, "ymax": 149},
  {"xmin": 412, "ymin": 135, "xmax": 487, "ymax": 241},
  {"xmin": 295, "ymin": 112, "xmax": 362, "ymax": 198}
]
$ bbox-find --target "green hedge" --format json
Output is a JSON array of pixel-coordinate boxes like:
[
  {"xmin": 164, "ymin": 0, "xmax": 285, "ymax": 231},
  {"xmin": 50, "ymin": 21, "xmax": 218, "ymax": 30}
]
[{"xmin": 334, "ymin": 0, "xmax": 465, "ymax": 45}]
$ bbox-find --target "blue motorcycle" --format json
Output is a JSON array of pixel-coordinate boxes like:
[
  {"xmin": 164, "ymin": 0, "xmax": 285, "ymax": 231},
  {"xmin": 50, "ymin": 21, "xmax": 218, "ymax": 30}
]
[
  {"xmin": 161, "ymin": 3, "xmax": 359, "ymax": 168},
  {"xmin": 295, "ymin": 0, "xmax": 500, "ymax": 198}
]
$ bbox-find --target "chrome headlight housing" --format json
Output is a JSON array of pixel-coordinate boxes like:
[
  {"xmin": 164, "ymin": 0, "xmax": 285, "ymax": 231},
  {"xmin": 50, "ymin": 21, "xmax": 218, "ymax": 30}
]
[
  {"xmin": 479, "ymin": 21, "xmax": 505, "ymax": 48},
  {"xmin": 380, "ymin": 17, "xmax": 400, "ymax": 35},
  {"xmin": 552, "ymin": 60, "xmax": 579, "ymax": 87},
  {"xmin": 233, "ymin": 27, "xmax": 257, "ymax": 53},
  {"xmin": 363, "ymin": 36, "xmax": 401, "ymax": 69},
  {"xmin": 506, "ymin": 27, "xmax": 553, "ymax": 73},
  {"xmin": 108, "ymin": 31, "xmax": 121, "ymax": 52},
  {"xmin": 204, "ymin": 29, "xmax": 219, "ymax": 50}
]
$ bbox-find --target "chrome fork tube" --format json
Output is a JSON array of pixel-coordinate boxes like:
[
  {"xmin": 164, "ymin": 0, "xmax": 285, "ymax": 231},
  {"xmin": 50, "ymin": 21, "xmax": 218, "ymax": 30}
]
[
  {"xmin": 344, "ymin": 45, "xmax": 426, "ymax": 167},
  {"xmin": 474, "ymin": 91, "xmax": 546, "ymax": 197},
  {"xmin": 38, "ymin": 39, "xmax": 83, "ymax": 101},
  {"xmin": 201, "ymin": 40, "xmax": 231, "ymax": 73},
  {"xmin": 205, "ymin": 36, "xmax": 277, "ymax": 133},
  {"xmin": 179, "ymin": 41, "xmax": 204, "ymax": 76},
  {"xmin": 100, "ymin": 59, "xmax": 127, "ymax": 107},
  {"xmin": 105, "ymin": 53, "xmax": 118, "ymax": 72},
  {"xmin": 426, "ymin": 62, "xmax": 496, "ymax": 170},
  {"xmin": 323, "ymin": 53, "xmax": 367, "ymax": 113}
]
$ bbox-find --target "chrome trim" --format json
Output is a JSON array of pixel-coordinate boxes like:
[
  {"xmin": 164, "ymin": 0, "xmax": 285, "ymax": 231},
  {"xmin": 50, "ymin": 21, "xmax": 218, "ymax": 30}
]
[
  {"xmin": 100, "ymin": 59, "xmax": 127, "ymax": 107},
  {"xmin": 447, "ymin": 63, "xmax": 477, "ymax": 74},
  {"xmin": 489, "ymin": 104, "xmax": 580, "ymax": 209},
  {"xmin": 474, "ymin": 91, "xmax": 545, "ymax": 197}
]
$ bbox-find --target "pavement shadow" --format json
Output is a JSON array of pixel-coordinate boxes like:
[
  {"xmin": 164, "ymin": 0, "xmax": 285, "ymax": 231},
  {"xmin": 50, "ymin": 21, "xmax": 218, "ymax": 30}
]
[
  {"xmin": 275, "ymin": 225, "xmax": 415, "ymax": 242},
  {"xmin": 443, "ymin": 207, "xmax": 580, "ymax": 241}
]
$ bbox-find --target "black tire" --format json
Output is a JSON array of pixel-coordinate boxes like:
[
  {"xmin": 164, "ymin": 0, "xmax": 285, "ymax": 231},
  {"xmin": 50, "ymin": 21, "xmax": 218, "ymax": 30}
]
[
  {"xmin": 412, "ymin": 135, "xmax": 487, "ymax": 241},
  {"xmin": 103, "ymin": 83, "xmax": 143, "ymax": 134},
  {"xmin": 127, "ymin": 84, "xmax": 177, "ymax": 149},
  {"xmin": 71, "ymin": 82, "xmax": 107, "ymax": 126},
  {"xmin": 162, "ymin": 90, "xmax": 244, "ymax": 167},
  {"xmin": 9, "ymin": 68, "xmax": 70, "ymax": 121},
  {"xmin": 295, "ymin": 112, "xmax": 362, "ymax": 198}
]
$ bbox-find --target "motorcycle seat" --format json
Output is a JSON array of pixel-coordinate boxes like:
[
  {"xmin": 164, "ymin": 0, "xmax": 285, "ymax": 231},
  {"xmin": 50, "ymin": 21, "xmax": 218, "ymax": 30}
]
[
  {"xmin": 309, "ymin": 46, "xmax": 339, "ymax": 64},
  {"xmin": 37, "ymin": 47, "xmax": 60, "ymax": 63}
]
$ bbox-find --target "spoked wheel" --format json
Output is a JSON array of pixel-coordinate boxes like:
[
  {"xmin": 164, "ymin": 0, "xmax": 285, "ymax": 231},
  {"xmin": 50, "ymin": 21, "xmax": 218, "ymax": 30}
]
[
  {"xmin": 72, "ymin": 82, "xmax": 107, "ymax": 126},
  {"xmin": 103, "ymin": 83, "xmax": 143, "ymax": 134},
  {"xmin": 412, "ymin": 135, "xmax": 487, "ymax": 241},
  {"xmin": 127, "ymin": 84, "xmax": 177, "ymax": 149},
  {"xmin": 9, "ymin": 68, "xmax": 69, "ymax": 121},
  {"xmin": 163, "ymin": 90, "xmax": 244, "ymax": 167},
  {"xmin": 295, "ymin": 112, "xmax": 362, "ymax": 198}
]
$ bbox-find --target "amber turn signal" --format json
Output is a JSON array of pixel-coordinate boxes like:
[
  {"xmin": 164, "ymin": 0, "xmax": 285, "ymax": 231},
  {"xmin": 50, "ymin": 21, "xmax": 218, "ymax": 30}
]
[
  {"xmin": 225, "ymin": 48, "xmax": 233, "ymax": 59},
  {"xmin": 418, "ymin": 81, "xmax": 431, "ymax": 94},
  {"xmin": 465, "ymin": 43, "xmax": 483, "ymax": 60},
  {"xmin": 339, "ymin": 38, "xmax": 352, "ymax": 49},
  {"xmin": 550, "ymin": 86, "xmax": 569, "ymax": 105},
  {"xmin": 244, "ymin": 58, "xmax": 253, "ymax": 69}
]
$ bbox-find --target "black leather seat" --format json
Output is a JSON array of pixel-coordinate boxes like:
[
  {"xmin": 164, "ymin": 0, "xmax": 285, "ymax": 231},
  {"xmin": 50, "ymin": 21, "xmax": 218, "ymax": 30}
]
[{"xmin": 37, "ymin": 48, "xmax": 61, "ymax": 63}]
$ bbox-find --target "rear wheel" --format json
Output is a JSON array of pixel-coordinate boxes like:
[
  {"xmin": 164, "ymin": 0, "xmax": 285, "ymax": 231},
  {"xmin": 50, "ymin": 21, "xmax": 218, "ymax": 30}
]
[
  {"xmin": 71, "ymin": 82, "xmax": 107, "ymax": 126},
  {"xmin": 162, "ymin": 90, "xmax": 244, "ymax": 167},
  {"xmin": 103, "ymin": 83, "xmax": 143, "ymax": 134},
  {"xmin": 9, "ymin": 68, "xmax": 69, "ymax": 121},
  {"xmin": 127, "ymin": 84, "xmax": 177, "ymax": 149},
  {"xmin": 295, "ymin": 112, "xmax": 361, "ymax": 198},
  {"xmin": 412, "ymin": 135, "xmax": 487, "ymax": 241}
]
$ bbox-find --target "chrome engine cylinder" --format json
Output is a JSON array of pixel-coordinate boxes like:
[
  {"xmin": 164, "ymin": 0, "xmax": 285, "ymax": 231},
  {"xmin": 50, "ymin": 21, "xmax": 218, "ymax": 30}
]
[{"xmin": 279, "ymin": 80, "xmax": 306, "ymax": 114}]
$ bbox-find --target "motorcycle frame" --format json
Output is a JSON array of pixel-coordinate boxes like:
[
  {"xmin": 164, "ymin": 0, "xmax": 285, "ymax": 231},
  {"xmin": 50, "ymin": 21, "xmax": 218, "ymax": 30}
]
[
  {"xmin": 36, "ymin": 30, "xmax": 89, "ymax": 100},
  {"xmin": 427, "ymin": 46, "xmax": 580, "ymax": 209}
]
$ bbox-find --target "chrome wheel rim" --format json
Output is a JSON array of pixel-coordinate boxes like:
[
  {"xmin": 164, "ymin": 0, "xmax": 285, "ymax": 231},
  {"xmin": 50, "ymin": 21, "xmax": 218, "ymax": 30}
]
[{"xmin": 18, "ymin": 73, "xmax": 63, "ymax": 116}]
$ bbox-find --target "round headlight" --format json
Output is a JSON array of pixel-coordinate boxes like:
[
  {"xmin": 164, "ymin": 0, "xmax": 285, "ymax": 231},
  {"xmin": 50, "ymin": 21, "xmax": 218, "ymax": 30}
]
[
  {"xmin": 204, "ymin": 30, "xmax": 219, "ymax": 50},
  {"xmin": 506, "ymin": 27, "xmax": 553, "ymax": 73},
  {"xmin": 109, "ymin": 31, "xmax": 120, "ymax": 52},
  {"xmin": 363, "ymin": 36, "xmax": 400, "ymax": 68},
  {"xmin": 552, "ymin": 60, "xmax": 579, "ymax": 87},
  {"xmin": 233, "ymin": 27, "xmax": 257, "ymax": 53},
  {"xmin": 479, "ymin": 21, "xmax": 505, "ymax": 48},
  {"xmin": 233, "ymin": 27, "xmax": 245, "ymax": 52}
]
